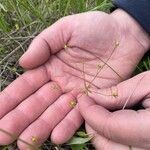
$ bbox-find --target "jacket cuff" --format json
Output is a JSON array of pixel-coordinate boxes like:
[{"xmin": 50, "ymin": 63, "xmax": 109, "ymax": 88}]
[{"xmin": 113, "ymin": 0, "xmax": 150, "ymax": 34}]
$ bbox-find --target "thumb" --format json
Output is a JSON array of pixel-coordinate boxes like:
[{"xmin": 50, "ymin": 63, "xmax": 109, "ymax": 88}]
[
  {"xmin": 87, "ymin": 71, "xmax": 150, "ymax": 110},
  {"xmin": 19, "ymin": 17, "xmax": 72, "ymax": 69},
  {"xmin": 78, "ymin": 93, "xmax": 150, "ymax": 149}
]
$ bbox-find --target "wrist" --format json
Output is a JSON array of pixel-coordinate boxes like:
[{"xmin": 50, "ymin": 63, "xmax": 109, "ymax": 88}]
[{"xmin": 111, "ymin": 9, "xmax": 150, "ymax": 53}]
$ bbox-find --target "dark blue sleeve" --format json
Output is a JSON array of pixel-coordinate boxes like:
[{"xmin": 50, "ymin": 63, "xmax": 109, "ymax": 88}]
[{"xmin": 113, "ymin": 0, "xmax": 150, "ymax": 34}]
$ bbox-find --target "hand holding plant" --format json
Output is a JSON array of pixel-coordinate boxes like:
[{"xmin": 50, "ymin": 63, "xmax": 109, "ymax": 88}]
[
  {"xmin": 78, "ymin": 71, "xmax": 150, "ymax": 150},
  {"xmin": 0, "ymin": 9, "xmax": 149, "ymax": 150}
]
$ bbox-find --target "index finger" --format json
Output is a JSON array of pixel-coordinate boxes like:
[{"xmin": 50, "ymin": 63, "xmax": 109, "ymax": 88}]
[
  {"xmin": 0, "ymin": 65, "xmax": 50, "ymax": 118},
  {"xmin": 78, "ymin": 95, "xmax": 150, "ymax": 149}
]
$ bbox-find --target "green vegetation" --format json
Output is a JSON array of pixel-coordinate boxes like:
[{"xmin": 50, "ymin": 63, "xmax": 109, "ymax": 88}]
[{"xmin": 0, "ymin": 0, "xmax": 149, "ymax": 149}]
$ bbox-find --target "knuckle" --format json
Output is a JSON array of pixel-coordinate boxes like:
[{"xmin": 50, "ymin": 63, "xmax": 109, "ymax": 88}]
[{"xmin": 0, "ymin": 123, "xmax": 17, "ymax": 144}]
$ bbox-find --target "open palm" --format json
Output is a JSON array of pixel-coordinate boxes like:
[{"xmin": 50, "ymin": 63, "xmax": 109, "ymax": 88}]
[{"xmin": 0, "ymin": 10, "xmax": 148, "ymax": 150}]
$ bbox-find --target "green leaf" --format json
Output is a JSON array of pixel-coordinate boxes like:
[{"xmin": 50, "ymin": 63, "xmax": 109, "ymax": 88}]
[
  {"xmin": 76, "ymin": 131, "xmax": 89, "ymax": 138},
  {"xmin": 68, "ymin": 136, "xmax": 92, "ymax": 145},
  {"xmin": 0, "ymin": 3, "xmax": 7, "ymax": 12},
  {"xmin": 70, "ymin": 144, "xmax": 87, "ymax": 150}
]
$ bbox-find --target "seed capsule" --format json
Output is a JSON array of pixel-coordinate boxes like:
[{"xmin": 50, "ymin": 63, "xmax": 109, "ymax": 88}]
[
  {"xmin": 31, "ymin": 136, "xmax": 37, "ymax": 143},
  {"xmin": 112, "ymin": 91, "xmax": 118, "ymax": 98},
  {"xmin": 51, "ymin": 84, "xmax": 60, "ymax": 90},
  {"xmin": 69, "ymin": 100, "xmax": 77, "ymax": 108},
  {"xmin": 115, "ymin": 41, "xmax": 119, "ymax": 47},
  {"xmin": 64, "ymin": 44, "xmax": 68, "ymax": 49},
  {"xmin": 97, "ymin": 64, "xmax": 102, "ymax": 69}
]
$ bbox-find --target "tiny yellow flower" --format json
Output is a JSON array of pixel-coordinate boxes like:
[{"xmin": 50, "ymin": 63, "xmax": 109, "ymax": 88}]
[
  {"xmin": 64, "ymin": 44, "xmax": 68, "ymax": 49},
  {"xmin": 97, "ymin": 64, "xmax": 102, "ymax": 69},
  {"xmin": 51, "ymin": 84, "xmax": 60, "ymax": 90},
  {"xmin": 15, "ymin": 23, "xmax": 19, "ymax": 31},
  {"xmin": 31, "ymin": 136, "xmax": 37, "ymax": 143},
  {"xmin": 69, "ymin": 100, "xmax": 77, "ymax": 108},
  {"xmin": 112, "ymin": 91, "xmax": 118, "ymax": 98},
  {"xmin": 86, "ymin": 85, "xmax": 91, "ymax": 89},
  {"xmin": 115, "ymin": 41, "xmax": 119, "ymax": 47}
]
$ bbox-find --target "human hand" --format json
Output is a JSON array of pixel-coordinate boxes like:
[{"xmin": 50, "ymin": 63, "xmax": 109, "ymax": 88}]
[
  {"xmin": 78, "ymin": 71, "xmax": 150, "ymax": 150},
  {"xmin": 0, "ymin": 9, "xmax": 149, "ymax": 149}
]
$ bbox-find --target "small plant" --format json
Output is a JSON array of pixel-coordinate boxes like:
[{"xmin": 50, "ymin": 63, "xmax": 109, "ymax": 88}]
[
  {"xmin": 0, "ymin": 0, "xmax": 149, "ymax": 150},
  {"xmin": 75, "ymin": 39, "xmax": 122, "ymax": 99},
  {"xmin": 0, "ymin": 39, "xmax": 122, "ymax": 150}
]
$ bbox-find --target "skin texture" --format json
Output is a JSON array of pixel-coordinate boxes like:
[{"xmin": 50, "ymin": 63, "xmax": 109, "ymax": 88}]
[{"xmin": 0, "ymin": 9, "xmax": 149, "ymax": 149}]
